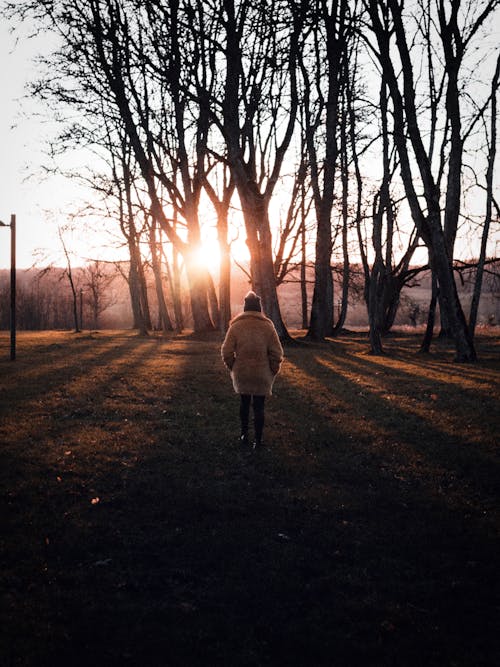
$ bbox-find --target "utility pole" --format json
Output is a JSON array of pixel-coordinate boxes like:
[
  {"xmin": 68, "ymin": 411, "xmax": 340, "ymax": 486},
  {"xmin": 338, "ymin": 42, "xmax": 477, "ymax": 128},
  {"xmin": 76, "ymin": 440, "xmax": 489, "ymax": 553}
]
[
  {"xmin": 0, "ymin": 214, "xmax": 16, "ymax": 360},
  {"xmin": 79, "ymin": 288, "xmax": 83, "ymax": 331}
]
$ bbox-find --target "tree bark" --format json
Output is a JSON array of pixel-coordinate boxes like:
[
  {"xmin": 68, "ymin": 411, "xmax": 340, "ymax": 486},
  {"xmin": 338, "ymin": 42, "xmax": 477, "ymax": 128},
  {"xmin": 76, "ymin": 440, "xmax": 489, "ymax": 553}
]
[
  {"xmin": 332, "ymin": 108, "xmax": 350, "ymax": 336},
  {"xmin": 128, "ymin": 238, "xmax": 148, "ymax": 336},
  {"xmin": 420, "ymin": 268, "xmax": 438, "ymax": 353},
  {"xmin": 469, "ymin": 53, "xmax": 500, "ymax": 336},
  {"xmin": 150, "ymin": 222, "xmax": 174, "ymax": 332},
  {"xmin": 366, "ymin": 0, "xmax": 476, "ymax": 361}
]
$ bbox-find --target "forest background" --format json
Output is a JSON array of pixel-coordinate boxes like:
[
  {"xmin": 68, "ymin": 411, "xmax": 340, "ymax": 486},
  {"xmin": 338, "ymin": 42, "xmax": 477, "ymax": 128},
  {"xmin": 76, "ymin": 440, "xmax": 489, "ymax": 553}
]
[
  {"xmin": 1, "ymin": 4, "xmax": 500, "ymax": 662},
  {"xmin": 1, "ymin": 0, "xmax": 499, "ymax": 360}
]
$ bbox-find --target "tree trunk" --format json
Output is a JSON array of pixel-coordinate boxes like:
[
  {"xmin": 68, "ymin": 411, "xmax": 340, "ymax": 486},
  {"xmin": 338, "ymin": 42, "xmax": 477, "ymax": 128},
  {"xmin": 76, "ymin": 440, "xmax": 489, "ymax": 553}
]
[
  {"xmin": 469, "ymin": 54, "xmax": 500, "ymax": 336},
  {"xmin": 367, "ymin": 0, "xmax": 477, "ymax": 362},
  {"xmin": 240, "ymin": 194, "xmax": 290, "ymax": 340},
  {"xmin": 206, "ymin": 270, "xmax": 220, "ymax": 332},
  {"xmin": 218, "ymin": 238, "xmax": 232, "ymax": 334},
  {"xmin": 128, "ymin": 240, "xmax": 148, "ymax": 336},
  {"xmin": 68, "ymin": 273, "xmax": 80, "ymax": 334},
  {"xmin": 429, "ymin": 223, "xmax": 476, "ymax": 361},
  {"xmin": 222, "ymin": 0, "xmax": 296, "ymax": 341},
  {"xmin": 333, "ymin": 109, "xmax": 350, "ymax": 336},
  {"xmin": 163, "ymin": 248, "xmax": 184, "ymax": 332},
  {"xmin": 308, "ymin": 223, "xmax": 334, "ymax": 341},
  {"xmin": 368, "ymin": 260, "xmax": 384, "ymax": 355},
  {"xmin": 137, "ymin": 252, "xmax": 152, "ymax": 332},
  {"xmin": 150, "ymin": 224, "xmax": 173, "ymax": 332},
  {"xmin": 420, "ymin": 268, "xmax": 438, "ymax": 353},
  {"xmin": 184, "ymin": 255, "xmax": 215, "ymax": 333},
  {"xmin": 300, "ymin": 216, "xmax": 308, "ymax": 330}
]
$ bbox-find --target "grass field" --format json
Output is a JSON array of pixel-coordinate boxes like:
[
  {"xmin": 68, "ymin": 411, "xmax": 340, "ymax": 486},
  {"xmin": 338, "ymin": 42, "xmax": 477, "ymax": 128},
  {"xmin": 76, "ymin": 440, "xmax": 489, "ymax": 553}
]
[{"xmin": 1, "ymin": 329, "xmax": 499, "ymax": 666}]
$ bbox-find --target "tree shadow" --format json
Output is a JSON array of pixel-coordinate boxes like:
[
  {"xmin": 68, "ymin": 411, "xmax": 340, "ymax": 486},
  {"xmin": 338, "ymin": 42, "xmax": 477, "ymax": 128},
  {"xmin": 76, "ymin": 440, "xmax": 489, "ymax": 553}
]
[{"xmin": 1, "ymin": 333, "xmax": 499, "ymax": 666}]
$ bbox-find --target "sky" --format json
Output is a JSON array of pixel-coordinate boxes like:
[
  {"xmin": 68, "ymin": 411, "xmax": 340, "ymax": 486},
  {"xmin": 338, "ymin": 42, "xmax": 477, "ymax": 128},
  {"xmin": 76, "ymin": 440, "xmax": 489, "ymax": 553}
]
[
  {"xmin": 0, "ymin": 17, "xmax": 228, "ymax": 273},
  {"xmin": 1, "ymin": 20, "xmax": 45, "ymax": 268},
  {"xmin": 1, "ymin": 12, "xmax": 499, "ymax": 273},
  {"xmin": 0, "ymin": 20, "xmax": 65, "ymax": 269},
  {"xmin": 0, "ymin": 19, "xmax": 117, "ymax": 270}
]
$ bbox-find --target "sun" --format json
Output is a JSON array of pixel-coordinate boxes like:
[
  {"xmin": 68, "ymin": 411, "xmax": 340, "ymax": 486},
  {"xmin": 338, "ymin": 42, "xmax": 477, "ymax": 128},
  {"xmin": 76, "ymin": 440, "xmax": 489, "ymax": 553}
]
[
  {"xmin": 191, "ymin": 237, "xmax": 250, "ymax": 275},
  {"xmin": 191, "ymin": 239, "xmax": 221, "ymax": 274}
]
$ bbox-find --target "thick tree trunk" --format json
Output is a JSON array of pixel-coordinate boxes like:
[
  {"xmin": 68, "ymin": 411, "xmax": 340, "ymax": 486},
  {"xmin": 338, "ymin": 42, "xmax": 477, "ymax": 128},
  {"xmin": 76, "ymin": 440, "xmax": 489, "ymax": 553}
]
[
  {"xmin": 163, "ymin": 247, "xmax": 184, "ymax": 332},
  {"xmin": 185, "ymin": 256, "xmax": 215, "ymax": 333},
  {"xmin": 177, "ymin": 206, "xmax": 215, "ymax": 334},
  {"xmin": 367, "ymin": 261, "xmax": 384, "ymax": 355},
  {"xmin": 218, "ymin": 238, "xmax": 232, "ymax": 334},
  {"xmin": 137, "ymin": 254, "xmax": 152, "ymax": 332},
  {"xmin": 238, "ymin": 192, "xmax": 290, "ymax": 340},
  {"xmin": 429, "ymin": 224, "xmax": 476, "ymax": 361},
  {"xmin": 128, "ymin": 248, "xmax": 148, "ymax": 336},
  {"xmin": 206, "ymin": 270, "xmax": 220, "ymax": 332},
  {"xmin": 150, "ymin": 226, "xmax": 173, "ymax": 332},
  {"xmin": 308, "ymin": 227, "xmax": 334, "ymax": 340},
  {"xmin": 379, "ymin": 274, "xmax": 404, "ymax": 334},
  {"xmin": 420, "ymin": 269, "xmax": 438, "ymax": 353}
]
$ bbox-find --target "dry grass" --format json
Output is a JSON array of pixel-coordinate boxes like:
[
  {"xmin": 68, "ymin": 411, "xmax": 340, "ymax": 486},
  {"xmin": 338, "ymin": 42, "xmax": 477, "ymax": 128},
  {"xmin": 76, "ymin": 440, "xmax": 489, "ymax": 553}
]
[{"xmin": 1, "ymin": 329, "xmax": 499, "ymax": 666}]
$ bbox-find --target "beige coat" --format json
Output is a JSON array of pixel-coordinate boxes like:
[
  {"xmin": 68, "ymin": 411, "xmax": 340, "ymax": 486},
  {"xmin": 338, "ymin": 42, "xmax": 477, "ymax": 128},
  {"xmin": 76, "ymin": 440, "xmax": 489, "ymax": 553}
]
[{"xmin": 221, "ymin": 311, "xmax": 284, "ymax": 396}]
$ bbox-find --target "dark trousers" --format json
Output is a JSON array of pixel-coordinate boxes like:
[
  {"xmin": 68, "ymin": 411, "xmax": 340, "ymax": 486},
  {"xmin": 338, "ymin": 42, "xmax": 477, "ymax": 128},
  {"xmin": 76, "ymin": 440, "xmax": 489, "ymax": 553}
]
[{"xmin": 240, "ymin": 394, "xmax": 265, "ymax": 444}]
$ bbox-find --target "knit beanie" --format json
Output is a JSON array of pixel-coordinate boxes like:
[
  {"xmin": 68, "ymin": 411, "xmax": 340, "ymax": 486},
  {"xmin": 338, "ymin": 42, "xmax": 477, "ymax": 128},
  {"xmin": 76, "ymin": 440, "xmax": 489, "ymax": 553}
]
[{"xmin": 243, "ymin": 291, "xmax": 262, "ymax": 312}]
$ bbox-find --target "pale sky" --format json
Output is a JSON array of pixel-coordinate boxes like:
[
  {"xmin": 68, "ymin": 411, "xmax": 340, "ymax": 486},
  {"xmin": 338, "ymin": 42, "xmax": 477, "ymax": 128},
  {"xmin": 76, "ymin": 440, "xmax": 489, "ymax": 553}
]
[
  {"xmin": 1, "ymin": 20, "xmax": 58, "ymax": 268},
  {"xmin": 0, "ymin": 13, "xmax": 498, "ymax": 272},
  {"xmin": 0, "ymin": 19, "xmax": 117, "ymax": 270}
]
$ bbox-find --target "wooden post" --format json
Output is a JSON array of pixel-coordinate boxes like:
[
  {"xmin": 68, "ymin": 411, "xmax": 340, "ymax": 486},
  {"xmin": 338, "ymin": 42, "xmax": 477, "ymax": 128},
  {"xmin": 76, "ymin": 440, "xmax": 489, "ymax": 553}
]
[
  {"xmin": 10, "ymin": 214, "xmax": 16, "ymax": 361},
  {"xmin": 79, "ymin": 288, "xmax": 83, "ymax": 331},
  {"xmin": 0, "ymin": 215, "xmax": 15, "ymax": 359}
]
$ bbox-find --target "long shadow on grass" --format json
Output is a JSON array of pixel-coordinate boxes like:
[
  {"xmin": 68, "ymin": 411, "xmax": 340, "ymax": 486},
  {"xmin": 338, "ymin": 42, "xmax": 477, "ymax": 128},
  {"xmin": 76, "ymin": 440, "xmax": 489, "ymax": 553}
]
[
  {"xmin": 76, "ymin": 338, "xmax": 500, "ymax": 664},
  {"xmin": 329, "ymin": 333, "xmax": 500, "ymax": 393},
  {"xmin": 2, "ymin": 335, "xmax": 499, "ymax": 667},
  {"xmin": 285, "ymin": 344, "xmax": 499, "ymax": 502},
  {"xmin": 272, "ymin": 345, "xmax": 500, "ymax": 664},
  {"xmin": 0, "ymin": 333, "xmax": 164, "ymax": 414}
]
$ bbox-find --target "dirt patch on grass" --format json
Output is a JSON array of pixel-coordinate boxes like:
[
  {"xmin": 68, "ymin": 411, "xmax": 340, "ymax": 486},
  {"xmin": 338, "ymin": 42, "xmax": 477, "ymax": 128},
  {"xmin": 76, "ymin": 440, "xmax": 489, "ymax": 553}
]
[{"xmin": 1, "ymin": 330, "xmax": 499, "ymax": 666}]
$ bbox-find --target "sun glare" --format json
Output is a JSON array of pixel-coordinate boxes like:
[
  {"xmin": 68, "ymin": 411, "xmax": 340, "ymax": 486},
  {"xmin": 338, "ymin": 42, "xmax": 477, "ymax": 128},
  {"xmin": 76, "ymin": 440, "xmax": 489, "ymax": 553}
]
[
  {"xmin": 192, "ymin": 240, "xmax": 221, "ymax": 274},
  {"xmin": 191, "ymin": 237, "xmax": 250, "ymax": 275}
]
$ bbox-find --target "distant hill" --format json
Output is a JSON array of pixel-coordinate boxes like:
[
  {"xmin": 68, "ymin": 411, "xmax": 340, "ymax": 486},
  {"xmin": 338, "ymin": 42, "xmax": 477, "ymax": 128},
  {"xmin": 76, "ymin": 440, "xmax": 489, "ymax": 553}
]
[{"xmin": 1, "ymin": 260, "xmax": 498, "ymax": 330}]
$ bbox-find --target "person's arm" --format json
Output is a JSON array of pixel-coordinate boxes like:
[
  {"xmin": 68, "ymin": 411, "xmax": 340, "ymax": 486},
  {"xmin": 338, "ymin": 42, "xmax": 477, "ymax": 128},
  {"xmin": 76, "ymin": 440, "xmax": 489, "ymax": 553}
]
[
  {"xmin": 268, "ymin": 328, "xmax": 284, "ymax": 375},
  {"xmin": 221, "ymin": 328, "xmax": 236, "ymax": 370}
]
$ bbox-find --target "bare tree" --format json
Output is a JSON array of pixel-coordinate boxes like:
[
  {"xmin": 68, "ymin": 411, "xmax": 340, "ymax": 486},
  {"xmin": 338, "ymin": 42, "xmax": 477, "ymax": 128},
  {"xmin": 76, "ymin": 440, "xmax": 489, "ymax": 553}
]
[
  {"xmin": 469, "ymin": 53, "xmax": 500, "ymax": 335},
  {"xmin": 362, "ymin": 0, "xmax": 500, "ymax": 361},
  {"xmin": 81, "ymin": 260, "xmax": 117, "ymax": 329},
  {"xmin": 298, "ymin": 0, "xmax": 354, "ymax": 340},
  {"xmin": 58, "ymin": 227, "xmax": 81, "ymax": 333},
  {"xmin": 9, "ymin": 0, "xmax": 216, "ymax": 332},
  {"xmin": 209, "ymin": 0, "xmax": 303, "ymax": 339}
]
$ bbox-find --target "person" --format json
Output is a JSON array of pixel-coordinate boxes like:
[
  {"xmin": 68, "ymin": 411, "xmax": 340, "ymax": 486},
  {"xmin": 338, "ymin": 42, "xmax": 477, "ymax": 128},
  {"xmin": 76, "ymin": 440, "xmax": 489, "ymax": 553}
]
[{"xmin": 221, "ymin": 291, "xmax": 284, "ymax": 449}]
